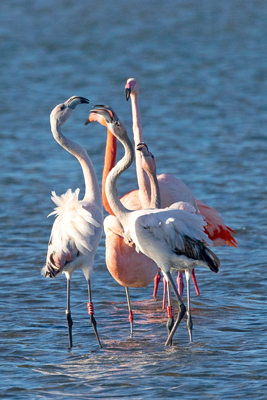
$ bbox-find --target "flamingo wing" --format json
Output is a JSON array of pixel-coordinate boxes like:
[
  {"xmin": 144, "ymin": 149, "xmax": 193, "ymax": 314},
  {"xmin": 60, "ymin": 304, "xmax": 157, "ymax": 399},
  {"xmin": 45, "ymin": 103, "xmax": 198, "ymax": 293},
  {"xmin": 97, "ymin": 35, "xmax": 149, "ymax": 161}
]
[
  {"xmin": 132, "ymin": 209, "xmax": 219, "ymax": 273},
  {"xmin": 196, "ymin": 199, "xmax": 237, "ymax": 247},
  {"xmin": 132, "ymin": 208, "xmax": 212, "ymax": 253},
  {"xmin": 44, "ymin": 189, "xmax": 101, "ymax": 278}
]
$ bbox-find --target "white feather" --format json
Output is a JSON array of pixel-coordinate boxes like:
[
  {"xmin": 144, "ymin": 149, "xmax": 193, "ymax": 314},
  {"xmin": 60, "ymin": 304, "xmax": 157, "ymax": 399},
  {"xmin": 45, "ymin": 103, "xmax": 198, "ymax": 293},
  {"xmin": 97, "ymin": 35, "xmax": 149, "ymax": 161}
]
[{"xmin": 48, "ymin": 189, "xmax": 101, "ymax": 256}]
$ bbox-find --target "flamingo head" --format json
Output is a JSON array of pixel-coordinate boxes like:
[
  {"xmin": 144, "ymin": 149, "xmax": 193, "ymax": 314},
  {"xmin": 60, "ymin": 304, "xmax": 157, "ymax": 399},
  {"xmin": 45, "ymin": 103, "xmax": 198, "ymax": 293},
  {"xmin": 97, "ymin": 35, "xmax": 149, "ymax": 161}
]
[
  {"xmin": 85, "ymin": 107, "xmax": 109, "ymax": 127},
  {"xmin": 136, "ymin": 142, "xmax": 156, "ymax": 175},
  {"xmin": 87, "ymin": 105, "xmax": 128, "ymax": 141},
  {"xmin": 125, "ymin": 78, "xmax": 139, "ymax": 100},
  {"xmin": 50, "ymin": 96, "xmax": 89, "ymax": 127}
]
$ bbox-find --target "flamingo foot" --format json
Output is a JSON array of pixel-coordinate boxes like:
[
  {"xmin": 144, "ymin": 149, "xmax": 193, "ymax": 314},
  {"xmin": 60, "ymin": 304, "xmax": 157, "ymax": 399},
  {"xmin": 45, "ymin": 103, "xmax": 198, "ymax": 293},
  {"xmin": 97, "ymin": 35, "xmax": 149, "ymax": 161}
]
[
  {"xmin": 89, "ymin": 313, "xmax": 102, "ymax": 348},
  {"xmin": 87, "ymin": 302, "xmax": 102, "ymax": 348},
  {"xmin": 165, "ymin": 303, "xmax": 186, "ymax": 346},
  {"xmin": 187, "ymin": 311, "xmax": 193, "ymax": 343},
  {"xmin": 166, "ymin": 305, "xmax": 174, "ymax": 345},
  {"xmin": 66, "ymin": 310, "xmax": 73, "ymax": 349},
  {"xmin": 166, "ymin": 317, "xmax": 174, "ymax": 346}
]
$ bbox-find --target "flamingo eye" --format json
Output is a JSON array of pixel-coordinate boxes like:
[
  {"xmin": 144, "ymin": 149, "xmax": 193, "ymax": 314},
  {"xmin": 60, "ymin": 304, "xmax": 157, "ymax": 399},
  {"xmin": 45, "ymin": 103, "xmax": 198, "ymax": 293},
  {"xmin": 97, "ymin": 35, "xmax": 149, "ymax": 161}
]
[
  {"xmin": 115, "ymin": 121, "xmax": 120, "ymax": 127},
  {"xmin": 60, "ymin": 104, "xmax": 65, "ymax": 111}
]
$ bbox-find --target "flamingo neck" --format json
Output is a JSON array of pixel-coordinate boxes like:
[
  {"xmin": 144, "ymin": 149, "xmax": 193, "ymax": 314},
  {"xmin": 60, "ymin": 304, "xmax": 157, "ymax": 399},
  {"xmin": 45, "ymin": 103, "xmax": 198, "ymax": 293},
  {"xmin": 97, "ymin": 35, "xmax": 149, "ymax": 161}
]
[
  {"xmin": 105, "ymin": 132, "xmax": 134, "ymax": 227},
  {"xmin": 102, "ymin": 129, "xmax": 117, "ymax": 215},
  {"xmin": 130, "ymin": 93, "xmax": 151, "ymax": 208},
  {"xmin": 51, "ymin": 120, "xmax": 101, "ymax": 204},
  {"xmin": 146, "ymin": 167, "xmax": 161, "ymax": 209}
]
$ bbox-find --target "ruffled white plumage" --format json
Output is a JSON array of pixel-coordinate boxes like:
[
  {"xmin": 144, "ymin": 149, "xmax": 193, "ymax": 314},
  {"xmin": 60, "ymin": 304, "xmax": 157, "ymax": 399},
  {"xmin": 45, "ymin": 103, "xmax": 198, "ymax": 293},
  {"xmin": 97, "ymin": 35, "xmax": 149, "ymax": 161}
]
[{"xmin": 48, "ymin": 188, "xmax": 100, "ymax": 255}]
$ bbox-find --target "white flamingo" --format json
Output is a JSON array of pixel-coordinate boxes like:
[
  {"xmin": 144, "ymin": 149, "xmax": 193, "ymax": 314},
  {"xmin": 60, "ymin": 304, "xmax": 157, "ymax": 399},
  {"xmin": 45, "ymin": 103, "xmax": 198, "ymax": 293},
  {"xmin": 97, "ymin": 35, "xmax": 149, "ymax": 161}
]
[
  {"xmin": 90, "ymin": 105, "xmax": 220, "ymax": 345},
  {"xmin": 42, "ymin": 96, "xmax": 103, "ymax": 349},
  {"xmin": 137, "ymin": 142, "xmax": 203, "ymax": 343}
]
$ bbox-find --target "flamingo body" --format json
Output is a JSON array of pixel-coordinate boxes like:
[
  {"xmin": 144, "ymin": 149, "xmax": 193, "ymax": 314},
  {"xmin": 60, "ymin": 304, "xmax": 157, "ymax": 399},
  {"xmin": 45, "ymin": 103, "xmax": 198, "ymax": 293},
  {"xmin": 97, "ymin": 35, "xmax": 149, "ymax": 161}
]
[
  {"xmin": 127, "ymin": 207, "xmax": 217, "ymax": 274},
  {"xmin": 45, "ymin": 188, "xmax": 102, "ymax": 280},
  {"xmin": 104, "ymin": 216, "xmax": 158, "ymax": 287},
  {"xmin": 120, "ymin": 179, "xmax": 236, "ymax": 248}
]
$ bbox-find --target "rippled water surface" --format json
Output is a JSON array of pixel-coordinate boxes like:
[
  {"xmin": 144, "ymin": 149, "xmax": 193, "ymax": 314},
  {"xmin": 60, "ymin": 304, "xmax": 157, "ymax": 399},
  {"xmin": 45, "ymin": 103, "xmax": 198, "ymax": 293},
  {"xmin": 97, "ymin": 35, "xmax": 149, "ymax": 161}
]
[{"xmin": 1, "ymin": 0, "xmax": 267, "ymax": 399}]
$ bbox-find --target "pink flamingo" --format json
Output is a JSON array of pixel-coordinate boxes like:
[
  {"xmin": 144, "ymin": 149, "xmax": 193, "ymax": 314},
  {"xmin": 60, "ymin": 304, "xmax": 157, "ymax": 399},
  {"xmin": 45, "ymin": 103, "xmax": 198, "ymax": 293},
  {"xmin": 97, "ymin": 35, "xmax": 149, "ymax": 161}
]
[
  {"xmin": 91, "ymin": 105, "xmax": 220, "ymax": 345},
  {"xmin": 43, "ymin": 96, "xmax": 103, "ymax": 349},
  {"xmin": 86, "ymin": 108, "xmax": 159, "ymax": 338},
  {"xmin": 124, "ymin": 78, "xmax": 237, "ymax": 300}
]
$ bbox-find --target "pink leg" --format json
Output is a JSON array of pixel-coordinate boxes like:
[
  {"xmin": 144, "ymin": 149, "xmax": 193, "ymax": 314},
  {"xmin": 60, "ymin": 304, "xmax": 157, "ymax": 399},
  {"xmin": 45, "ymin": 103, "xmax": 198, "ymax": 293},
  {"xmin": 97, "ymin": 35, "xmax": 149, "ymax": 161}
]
[
  {"xmin": 162, "ymin": 276, "xmax": 167, "ymax": 310},
  {"xmin": 177, "ymin": 271, "xmax": 184, "ymax": 297},
  {"xmin": 191, "ymin": 269, "xmax": 200, "ymax": 296},
  {"xmin": 153, "ymin": 270, "xmax": 161, "ymax": 300}
]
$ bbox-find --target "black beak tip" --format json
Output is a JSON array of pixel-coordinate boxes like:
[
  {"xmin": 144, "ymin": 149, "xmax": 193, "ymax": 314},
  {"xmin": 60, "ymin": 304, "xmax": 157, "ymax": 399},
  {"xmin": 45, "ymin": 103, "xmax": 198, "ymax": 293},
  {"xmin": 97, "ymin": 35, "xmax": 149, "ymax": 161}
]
[
  {"xmin": 136, "ymin": 142, "xmax": 146, "ymax": 151},
  {"xmin": 84, "ymin": 118, "xmax": 90, "ymax": 125},
  {"xmin": 125, "ymin": 88, "xmax": 131, "ymax": 101}
]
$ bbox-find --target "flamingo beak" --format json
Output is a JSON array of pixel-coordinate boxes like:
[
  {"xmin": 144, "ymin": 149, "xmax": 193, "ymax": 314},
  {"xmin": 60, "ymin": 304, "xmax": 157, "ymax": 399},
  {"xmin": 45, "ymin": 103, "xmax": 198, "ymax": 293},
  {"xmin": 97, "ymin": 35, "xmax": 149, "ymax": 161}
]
[
  {"xmin": 136, "ymin": 142, "xmax": 148, "ymax": 152},
  {"xmin": 87, "ymin": 105, "xmax": 119, "ymax": 124},
  {"xmin": 67, "ymin": 96, "xmax": 89, "ymax": 109},
  {"xmin": 125, "ymin": 88, "xmax": 131, "ymax": 101},
  {"xmin": 85, "ymin": 113, "xmax": 107, "ymax": 127}
]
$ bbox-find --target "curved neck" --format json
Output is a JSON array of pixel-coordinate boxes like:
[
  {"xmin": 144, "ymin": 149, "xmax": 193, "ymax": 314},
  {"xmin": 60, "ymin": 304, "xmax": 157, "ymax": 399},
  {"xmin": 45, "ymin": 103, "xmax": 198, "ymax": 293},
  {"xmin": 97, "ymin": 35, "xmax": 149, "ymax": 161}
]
[
  {"xmin": 130, "ymin": 93, "xmax": 151, "ymax": 208},
  {"xmin": 102, "ymin": 129, "xmax": 117, "ymax": 215},
  {"xmin": 51, "ymin": 120, "xmax": 101, "ymax": 203},
  {"xmin": 105, "ymin": 133, "xmax": 134, "ymax": 226},
  {"xmin": 146, "ymin": 167, "xmax": 161, "ymax": 209}
]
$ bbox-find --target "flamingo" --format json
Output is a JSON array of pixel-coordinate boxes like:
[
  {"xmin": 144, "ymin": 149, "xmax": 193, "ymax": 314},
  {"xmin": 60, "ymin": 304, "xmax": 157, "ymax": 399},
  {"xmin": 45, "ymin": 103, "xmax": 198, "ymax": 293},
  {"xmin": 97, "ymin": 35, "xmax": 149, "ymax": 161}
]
[
  {"xmin": 137, "ymin": 142, "xmax": 208, "ymax": 342},
  {"xmin": 124, "ymin": 77, "xmax": 237, "ymax": 299},
  {"xmin": 136, "ymin": 141, "xmax": 178, "ymax": 340},
  {"xmin": 89, "ymin": 105, "xmax": 220, "ymax": 345},
  {"xmin": 42, "ymin": 96, "xmax": 103, "ymax": 349},
  {"xmin": 85, "ymin": 108, "xmax": 159, "ymax": 338}
]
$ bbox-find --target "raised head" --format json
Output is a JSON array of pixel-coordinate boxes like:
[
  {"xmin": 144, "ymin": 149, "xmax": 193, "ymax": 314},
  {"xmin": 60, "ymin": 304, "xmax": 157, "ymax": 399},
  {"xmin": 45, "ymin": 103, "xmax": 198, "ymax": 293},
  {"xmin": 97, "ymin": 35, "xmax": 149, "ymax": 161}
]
[
  {"xmin": 136, "ymin": 142, "xmax": 156, "ymax": 176},
  {"xmin": 125, "ymin": 78, "xmax": 139, "ymax": 101},
  {"xmin": 50, "ymin": 96, "xmax": 89, "ymax": 127},
  {"xmin": 87, "ymin": 105, "xmax": 128, "ymax": 141}
]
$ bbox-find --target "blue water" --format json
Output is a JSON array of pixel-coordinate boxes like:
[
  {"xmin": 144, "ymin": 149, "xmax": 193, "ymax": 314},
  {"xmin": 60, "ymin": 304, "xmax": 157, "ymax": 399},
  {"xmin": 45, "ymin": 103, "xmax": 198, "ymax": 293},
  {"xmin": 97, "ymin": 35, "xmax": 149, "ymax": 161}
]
[{"xmin": 1, "ymin": 0, "xmax": 267, "ymax": 398}]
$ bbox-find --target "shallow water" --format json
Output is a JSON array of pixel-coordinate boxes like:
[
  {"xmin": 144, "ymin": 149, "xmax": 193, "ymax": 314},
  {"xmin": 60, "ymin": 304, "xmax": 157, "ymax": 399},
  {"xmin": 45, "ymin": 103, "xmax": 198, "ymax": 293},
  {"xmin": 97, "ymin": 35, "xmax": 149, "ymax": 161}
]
[{"xmin": 1, "ymin": 0, "xmax": 267, "ymax": 399}]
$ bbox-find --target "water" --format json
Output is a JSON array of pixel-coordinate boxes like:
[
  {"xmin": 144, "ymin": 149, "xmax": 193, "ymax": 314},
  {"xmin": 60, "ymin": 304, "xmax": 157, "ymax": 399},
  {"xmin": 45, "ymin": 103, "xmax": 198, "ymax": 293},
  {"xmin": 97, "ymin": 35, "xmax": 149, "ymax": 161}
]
[{"xmin": 1, "ymin": 0, "xmax": 267, "ymax": 398}]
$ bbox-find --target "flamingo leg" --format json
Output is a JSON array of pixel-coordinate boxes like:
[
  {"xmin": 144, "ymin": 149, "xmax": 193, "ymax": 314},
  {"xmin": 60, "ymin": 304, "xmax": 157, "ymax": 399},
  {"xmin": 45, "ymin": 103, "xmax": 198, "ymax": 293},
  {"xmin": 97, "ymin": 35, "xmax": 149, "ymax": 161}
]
[
  {"xmin": 125, "ymin": 287, "xmax": 133, "ymax": 338},
  {"xmin": 177, "ymin": 271, "xmax": 184, "ymax": 297},
  {"xmin": 153, "ymin": 270, "xmax": 161, "ymax": 300},
  {"xmin": 162, "ymin": 276, "xmax": 167, "ymax": 310},
  {"xmin": 185, "ymin": 270, "xmax": 193, "ymax": 342},
  {"xmin": 66, "ymin": 278, "xmax": 73, "ymax": 349},
  {"xmin": 191, "ymin": 269, "xmax": 200, "ymax": 296},
  {"xmin": 87, "ymin": 279, "xmax": 102, "ymax": 348},
  {"xmin": 166, "ymin": 280, "xmax": 174, "ymax": 346},
  {"xmin": 165, "ymin": 271, "xmax": 186, "ymax": 346}
]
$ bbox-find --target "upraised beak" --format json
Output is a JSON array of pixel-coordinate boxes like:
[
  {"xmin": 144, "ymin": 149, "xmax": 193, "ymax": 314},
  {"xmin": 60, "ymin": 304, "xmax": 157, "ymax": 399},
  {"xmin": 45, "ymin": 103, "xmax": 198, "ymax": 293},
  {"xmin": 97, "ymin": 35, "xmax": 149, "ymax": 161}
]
[{"xmin": 67, "ymin": 96, "xmax": 89, "ymax": 109}]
